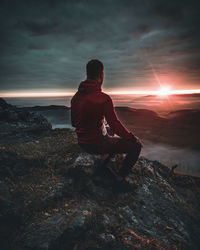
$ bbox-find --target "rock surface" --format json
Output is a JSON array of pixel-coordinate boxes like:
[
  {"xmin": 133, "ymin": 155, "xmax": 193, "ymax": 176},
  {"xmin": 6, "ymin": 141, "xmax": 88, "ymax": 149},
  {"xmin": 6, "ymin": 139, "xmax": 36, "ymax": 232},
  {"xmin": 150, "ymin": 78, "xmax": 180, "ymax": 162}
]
[
  {"xmin": 21, "ymin": 105, "xmax": 71, "ymax": 129},
  {"xmin": 0, "ymin": 126, "xmax": 199, "ymax": 249},
  {"xmin": 0, "ymin": 98, "xmax": 52, "ymax": 145}
]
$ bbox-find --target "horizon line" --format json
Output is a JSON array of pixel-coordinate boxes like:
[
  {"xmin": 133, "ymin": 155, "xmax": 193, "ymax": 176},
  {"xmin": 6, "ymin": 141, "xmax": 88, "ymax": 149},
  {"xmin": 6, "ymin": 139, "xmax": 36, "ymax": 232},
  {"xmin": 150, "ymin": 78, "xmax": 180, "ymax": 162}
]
[{"xmin": 1, "ymin": 89, "xmax": 200, "ymax": 98}]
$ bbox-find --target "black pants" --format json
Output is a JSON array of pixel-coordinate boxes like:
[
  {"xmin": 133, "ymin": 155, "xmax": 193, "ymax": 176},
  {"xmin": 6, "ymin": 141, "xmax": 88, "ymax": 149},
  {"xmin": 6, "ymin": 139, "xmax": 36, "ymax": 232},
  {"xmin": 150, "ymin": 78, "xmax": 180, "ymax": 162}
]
[{"xmin": 79, "ymin": 134, "xmax": 142, "ymax": 178}]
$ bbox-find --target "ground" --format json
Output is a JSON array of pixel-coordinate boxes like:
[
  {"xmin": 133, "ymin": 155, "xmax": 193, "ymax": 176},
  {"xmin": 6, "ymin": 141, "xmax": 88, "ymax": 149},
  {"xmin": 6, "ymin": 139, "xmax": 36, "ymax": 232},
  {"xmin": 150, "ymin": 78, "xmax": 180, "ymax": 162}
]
[{"xmin": 0, "ymin": 128, "xmax": 200, "ymax": 250}]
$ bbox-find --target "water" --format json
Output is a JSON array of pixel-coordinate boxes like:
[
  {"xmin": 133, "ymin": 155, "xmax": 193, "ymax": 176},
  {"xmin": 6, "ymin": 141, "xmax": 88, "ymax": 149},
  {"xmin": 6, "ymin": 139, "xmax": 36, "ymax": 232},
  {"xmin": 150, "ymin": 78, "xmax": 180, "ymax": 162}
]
[
  {"xmin": 142, "ymin": 141, "xmax": 200, "ymax": 177},
  {"xmin": 52, "ymin": 124, "xmax": 73, "ymax": 129}
]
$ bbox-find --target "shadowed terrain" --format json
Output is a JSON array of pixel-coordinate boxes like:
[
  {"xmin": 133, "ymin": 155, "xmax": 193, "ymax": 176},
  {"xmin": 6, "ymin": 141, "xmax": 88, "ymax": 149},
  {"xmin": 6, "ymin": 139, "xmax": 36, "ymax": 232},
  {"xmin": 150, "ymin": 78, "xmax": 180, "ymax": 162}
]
[
  {"xmin": 116, "ymin": 107, "xmax": 200, "ymax": 150},
  {"xmin": 0, "ymin": 98, "xmax": 200, "ymax": 249},
  {"xmin": 17, "ymin": 101, "xmax": 200, "ymax": 150}
]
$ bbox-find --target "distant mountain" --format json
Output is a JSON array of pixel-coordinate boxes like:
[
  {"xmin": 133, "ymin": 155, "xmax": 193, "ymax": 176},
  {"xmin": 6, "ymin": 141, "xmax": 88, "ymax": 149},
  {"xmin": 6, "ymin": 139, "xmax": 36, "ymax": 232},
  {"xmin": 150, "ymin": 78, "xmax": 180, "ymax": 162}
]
[
  {"xmin": 115, "ymin": 107, "xmax": 165, "ymax": 123},
  {"xmin": 2, "ymin": 97, "xmax": 199, "ymax": 149},
  {"xmin": 21, "ymin": 105, "xmax": 70, "ymax": 111},
  {"xmin": 116, "ymin": 106, "xmax": 158, "ymax": 117},
  {"xmin": 20, "ymin": 104, "xmax": 200, "ymax": 149},
  {"xmin": 116, "ymin": 106, "xmax": 200, "ymax": 149},
  {"xmin": 173, "ymin": 93, "xmax": 200, "ymax": 98},
  {"xmin": 167, "ymin": 109, "xmax": 200, "ymax": 124},
  {"xmin": 116, "ymin": 106, "xmax": 200, "ymax": 125}
]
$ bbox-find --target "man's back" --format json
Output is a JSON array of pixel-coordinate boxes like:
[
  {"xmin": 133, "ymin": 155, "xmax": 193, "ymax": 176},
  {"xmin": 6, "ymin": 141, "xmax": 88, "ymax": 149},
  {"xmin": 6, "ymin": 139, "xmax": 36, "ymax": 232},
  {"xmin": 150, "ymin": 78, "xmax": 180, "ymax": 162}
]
[
  {"xmin": 71, "ymin": 78, "xmax": 133, "ymax": 144},
  {"xmin": 71, "ymin": 78, "xmax": 108, "ymax": 144}
]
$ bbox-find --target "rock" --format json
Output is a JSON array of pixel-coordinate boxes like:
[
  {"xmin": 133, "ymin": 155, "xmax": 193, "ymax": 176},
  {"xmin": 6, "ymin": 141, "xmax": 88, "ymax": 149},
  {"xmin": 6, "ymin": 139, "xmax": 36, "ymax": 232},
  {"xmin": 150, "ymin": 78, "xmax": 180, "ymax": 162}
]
[
  {"xmin": 0, "ymin": 129, "xmax": 199, "ymax": 249},
  {"xmin": 0, "ymin": 98, "xmax": 10, "ymax": 109},
  {"xmin": 0, "ymin": 150, "xmax": 43, "ymax": 179},
  {"xmin": 22, "ymin": 200, "xmax": 98, "ymax": 250},
  {"xmin": 44, "ymin": 182, "xmax": 65, "ymax": 202},
  {"xmin": 73, "ymin": 152, "xmax": 111, "ymax": 176},
  {"xmin": 0, "ymin": 98, "xmax": 52, "ymax": 145},
  {"xmin": 0, "ymin": 180, "xmax": 22, "ymax": 250},
  {"xmin": 73, "ymin": 152, "xmax": 96, "ymax": 175},
  {"xmin": 22, "ymin": 214, "xmax": 68, "ymax": 250},
  {"xmin": 99, "ymin": 232, "xmax": 116, "ymax": 242}
]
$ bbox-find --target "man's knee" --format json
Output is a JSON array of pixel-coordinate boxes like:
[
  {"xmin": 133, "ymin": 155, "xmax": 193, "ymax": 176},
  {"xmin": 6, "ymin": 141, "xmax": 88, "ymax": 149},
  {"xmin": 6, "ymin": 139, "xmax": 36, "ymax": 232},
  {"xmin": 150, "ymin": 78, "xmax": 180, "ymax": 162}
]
[
  {"xmin": 129, "ymin": 140, "xmax": 142, "ymax": 156},
  {"xmin": 124, "ymin": 141, "xmax": 141, "ymax": 155},
  {"xmin": 137, "ymin": 142, "xmax": 142, "ymax": 154}
]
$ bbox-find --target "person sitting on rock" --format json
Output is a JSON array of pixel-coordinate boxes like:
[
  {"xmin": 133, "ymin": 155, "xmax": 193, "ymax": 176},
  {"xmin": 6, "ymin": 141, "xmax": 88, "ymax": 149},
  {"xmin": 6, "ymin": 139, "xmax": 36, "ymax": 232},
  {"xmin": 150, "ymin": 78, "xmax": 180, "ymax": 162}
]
[{"xmin": 71, "ymin": 59, "xmax": 142, "ymax": 181}]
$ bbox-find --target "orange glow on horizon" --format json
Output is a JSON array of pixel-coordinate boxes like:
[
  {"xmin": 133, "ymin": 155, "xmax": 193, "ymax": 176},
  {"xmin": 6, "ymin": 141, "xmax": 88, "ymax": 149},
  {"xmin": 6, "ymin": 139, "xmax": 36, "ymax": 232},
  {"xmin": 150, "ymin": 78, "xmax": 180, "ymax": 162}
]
[
  {"xmin": 157, "ymin": 86, "xmax": 171, "ymax": 96},
  {"xmin": 107, "ymin": 89, "xmax": 200, "ymax": 96},
  {"xmin": 1, "ymin": 89, "xmax": 200, "ymax": 98},
  {"xmin": 0, "ymin": 92, "xmax": 74, "ymax": 98}
]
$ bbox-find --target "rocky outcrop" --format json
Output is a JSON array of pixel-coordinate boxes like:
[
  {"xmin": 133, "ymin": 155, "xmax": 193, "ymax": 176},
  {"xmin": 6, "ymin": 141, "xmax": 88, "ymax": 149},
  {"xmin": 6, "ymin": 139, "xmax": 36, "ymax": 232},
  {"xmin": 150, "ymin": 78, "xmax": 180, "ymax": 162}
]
[
  {"xmin": 0, "ymin": 98, "xmax": 52, "ymax": 145},
  {"xmin": 0, "ymin": 98, "xmax": 12, "ymax": 109},
  {"xmin": 21, "ymin": 104, "xmax": 71, "ymax": 129},
  {"xmin": 0, "ymin": 128, "xmax": 199, "ymax": 250},
  {"xmin": 20, "ymin": 155, "xmax": 200, "ymax": 249}
]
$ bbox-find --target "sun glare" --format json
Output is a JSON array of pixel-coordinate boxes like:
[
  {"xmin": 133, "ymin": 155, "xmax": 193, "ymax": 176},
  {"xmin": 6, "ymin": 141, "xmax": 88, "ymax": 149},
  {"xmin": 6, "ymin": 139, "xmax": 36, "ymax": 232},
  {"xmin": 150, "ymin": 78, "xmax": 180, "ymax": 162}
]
[
  {"xmin": 157, "ymin": 86, "xmax": 171, "ymax": 97},
  {"xmin": 1, "ymin": 89, "xmax": 200, "ymax": 98}
]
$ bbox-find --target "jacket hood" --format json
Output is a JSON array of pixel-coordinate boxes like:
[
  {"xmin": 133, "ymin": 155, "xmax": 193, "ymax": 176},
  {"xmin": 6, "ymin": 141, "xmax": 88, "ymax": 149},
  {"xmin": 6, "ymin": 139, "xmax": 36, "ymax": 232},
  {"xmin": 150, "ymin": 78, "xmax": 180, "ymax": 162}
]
[{"xmin": 78, "ymin": 78, "xmax": 102, "ymax": 94}]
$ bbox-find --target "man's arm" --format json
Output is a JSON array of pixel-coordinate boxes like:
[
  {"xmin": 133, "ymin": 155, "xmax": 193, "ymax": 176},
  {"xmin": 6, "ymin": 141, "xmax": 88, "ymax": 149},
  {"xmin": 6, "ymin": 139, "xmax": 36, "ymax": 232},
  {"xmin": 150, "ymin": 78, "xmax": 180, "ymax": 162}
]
[{"xmin": 104, "ymin": 95, "xmax": 134, "ymax": 139}]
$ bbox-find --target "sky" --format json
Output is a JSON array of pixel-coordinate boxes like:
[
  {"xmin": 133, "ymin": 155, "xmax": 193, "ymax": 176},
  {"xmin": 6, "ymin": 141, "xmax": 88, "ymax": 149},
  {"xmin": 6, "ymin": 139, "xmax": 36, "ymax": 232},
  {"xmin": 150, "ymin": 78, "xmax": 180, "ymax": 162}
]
[{"xmin": 1, "ymin": 0, "xmax": 200, "ymax": 96}]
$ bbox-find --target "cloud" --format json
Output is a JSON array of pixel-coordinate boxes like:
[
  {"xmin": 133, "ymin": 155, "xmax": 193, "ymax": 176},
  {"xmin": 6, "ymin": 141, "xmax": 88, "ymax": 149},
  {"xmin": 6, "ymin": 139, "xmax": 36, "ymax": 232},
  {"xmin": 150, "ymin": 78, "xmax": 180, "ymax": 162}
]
[
  {"xmin": 22, "ymin": 19, "xmax": 60, "ymax": 36},
  {"xmin": 0, "ymin": 0, "xmax": 200, "ymax": 92}
]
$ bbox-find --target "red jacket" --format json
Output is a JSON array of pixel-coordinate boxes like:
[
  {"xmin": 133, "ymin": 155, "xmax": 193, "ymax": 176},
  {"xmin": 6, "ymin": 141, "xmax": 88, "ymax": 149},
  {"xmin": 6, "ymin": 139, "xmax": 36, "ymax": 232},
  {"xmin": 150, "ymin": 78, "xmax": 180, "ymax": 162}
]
[{"xmin": 71, "ymin": 78, "xmax": 133, "ymax": 144}]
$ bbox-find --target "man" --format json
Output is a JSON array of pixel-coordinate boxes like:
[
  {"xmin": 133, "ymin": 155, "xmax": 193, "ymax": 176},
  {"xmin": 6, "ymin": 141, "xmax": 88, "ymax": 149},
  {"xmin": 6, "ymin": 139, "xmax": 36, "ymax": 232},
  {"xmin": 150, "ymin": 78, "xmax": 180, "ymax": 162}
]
[{"xmin": 71, "ymin": 59, "xmax": 142, "ymax": 181}]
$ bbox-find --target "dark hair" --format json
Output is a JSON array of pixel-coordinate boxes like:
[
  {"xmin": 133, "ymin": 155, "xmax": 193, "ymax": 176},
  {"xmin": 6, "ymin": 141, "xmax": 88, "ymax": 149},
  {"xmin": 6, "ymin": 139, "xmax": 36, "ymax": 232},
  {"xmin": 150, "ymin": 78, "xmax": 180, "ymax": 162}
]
[{"xmin": 86, "ymin": 59, "xmax": 104, "ymax": 79}]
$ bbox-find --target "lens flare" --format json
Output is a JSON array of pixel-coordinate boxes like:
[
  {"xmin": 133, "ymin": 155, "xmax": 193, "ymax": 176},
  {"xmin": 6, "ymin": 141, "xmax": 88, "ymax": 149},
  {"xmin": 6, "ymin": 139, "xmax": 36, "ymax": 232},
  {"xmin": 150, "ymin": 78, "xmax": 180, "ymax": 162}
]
[{"xmin": 157, "ymin": 86, "xmax": 171, "ymax": 96}]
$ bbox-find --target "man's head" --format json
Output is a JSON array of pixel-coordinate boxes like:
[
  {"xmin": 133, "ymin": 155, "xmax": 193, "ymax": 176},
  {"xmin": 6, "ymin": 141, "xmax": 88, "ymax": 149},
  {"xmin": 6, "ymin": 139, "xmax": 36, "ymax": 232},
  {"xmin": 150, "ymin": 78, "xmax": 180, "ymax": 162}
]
[{"xmin": 86, "ymin": 59, "xmax": 104, "ymax": 85}]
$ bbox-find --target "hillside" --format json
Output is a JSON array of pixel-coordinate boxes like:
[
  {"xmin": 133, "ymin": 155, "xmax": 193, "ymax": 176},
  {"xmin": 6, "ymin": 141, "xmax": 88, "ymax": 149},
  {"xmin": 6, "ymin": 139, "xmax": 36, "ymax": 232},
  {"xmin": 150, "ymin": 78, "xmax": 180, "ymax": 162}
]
[
  {"xmin": 115, "ymin": 107, "xmax": 200, "ymax": 149},
  {"xmin": 20, "ymin": 104, "xmax": 200, "ymax": 149},
  {"xmin": 0, "ymin": 98, "xmax": 200, "ymax": 249}
]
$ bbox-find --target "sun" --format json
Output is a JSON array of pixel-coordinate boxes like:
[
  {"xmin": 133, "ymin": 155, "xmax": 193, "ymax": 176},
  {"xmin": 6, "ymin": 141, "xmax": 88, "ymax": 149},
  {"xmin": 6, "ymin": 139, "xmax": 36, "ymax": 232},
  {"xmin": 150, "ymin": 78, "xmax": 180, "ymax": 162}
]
[{"xmin": 157, "ymin": 86, "xmax": 171, "ymax": 97}]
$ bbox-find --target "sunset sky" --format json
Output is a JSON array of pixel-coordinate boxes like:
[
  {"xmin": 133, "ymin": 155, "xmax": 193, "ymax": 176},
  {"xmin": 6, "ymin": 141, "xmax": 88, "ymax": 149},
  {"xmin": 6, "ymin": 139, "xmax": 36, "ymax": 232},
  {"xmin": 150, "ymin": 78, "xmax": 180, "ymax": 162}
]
[{"xmin": 1, "ymin": 0, "xmax": 200, "ymax": 97}]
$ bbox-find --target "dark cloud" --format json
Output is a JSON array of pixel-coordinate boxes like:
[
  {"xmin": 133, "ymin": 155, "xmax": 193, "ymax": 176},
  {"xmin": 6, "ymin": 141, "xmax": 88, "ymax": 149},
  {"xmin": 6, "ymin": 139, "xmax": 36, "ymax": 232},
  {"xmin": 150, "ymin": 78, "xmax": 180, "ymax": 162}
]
[
  {"xmin": 152, "ymin": 1, "xmax": 184, "ymax": 22},
  {"xmin": 21, "ymin": 20, "xmax": 60, "ymax": 36},
  {"xmin": 132, "ymin": 24, "xmax": 152, "ymax": 37},
  {"xmin": 0, "ymin": 0, "xmax": 200, "ymax": 93}
]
